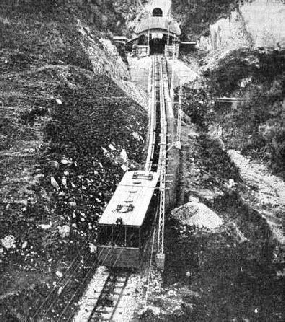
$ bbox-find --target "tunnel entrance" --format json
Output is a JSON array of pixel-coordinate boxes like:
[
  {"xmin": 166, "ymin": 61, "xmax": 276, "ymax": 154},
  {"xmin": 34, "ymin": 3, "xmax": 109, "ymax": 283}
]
[
  {"xmin": 150, "ymin": 35, "xmax": 167, "ymax": 55},
  {"xmin": 153, "ymin": 8, "xmax": 163, "ymax": 17}
]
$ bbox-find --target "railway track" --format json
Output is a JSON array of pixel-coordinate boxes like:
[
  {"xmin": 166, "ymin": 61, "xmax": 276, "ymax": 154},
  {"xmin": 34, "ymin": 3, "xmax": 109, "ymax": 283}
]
[
  {"xmin": 145, "ymin": 55, "xmax": 168, "ymax": 172},
  {"xmin": 71, "ymin": 264, "xmax": 141, "ymax": 322},
  {"xmin": 71, "ymin": 55, "xmax": 168, "ymax": 322},
  {"xmin": 87, "ymin": 269, "xmax": 133, "ymax": 322}
]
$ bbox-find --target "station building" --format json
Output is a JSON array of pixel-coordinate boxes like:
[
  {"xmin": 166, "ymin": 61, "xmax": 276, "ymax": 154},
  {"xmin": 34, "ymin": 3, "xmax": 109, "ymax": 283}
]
[{"xmin": 131, "ymin": 7, "xmax": 181, "ymax": 58}]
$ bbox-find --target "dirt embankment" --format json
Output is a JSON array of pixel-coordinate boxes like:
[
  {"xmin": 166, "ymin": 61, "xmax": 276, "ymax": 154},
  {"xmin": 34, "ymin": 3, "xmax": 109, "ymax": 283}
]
[
  {"xmin": 139, "ymin": 115, "xmax": 284, "ymax": 322},
  {"xmin": 0, "ymin": 3, "xmax": 146, "ymax": 321}
]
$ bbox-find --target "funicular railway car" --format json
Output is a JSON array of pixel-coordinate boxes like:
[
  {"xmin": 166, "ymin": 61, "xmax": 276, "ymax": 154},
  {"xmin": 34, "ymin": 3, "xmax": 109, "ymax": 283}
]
[{"xmin": 97, "ymin": 170, "xmax": 159, "ymax": 269}]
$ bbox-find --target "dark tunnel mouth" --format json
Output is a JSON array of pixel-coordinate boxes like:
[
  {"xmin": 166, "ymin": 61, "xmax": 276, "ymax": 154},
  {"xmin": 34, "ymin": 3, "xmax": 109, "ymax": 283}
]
[
  {"xmin": 150, "ymin": 38, "xmax": 167, "ymax": 55},
  {"xmin": 153, "ymin": 8, "xmax": 163, "ymax": 17}
]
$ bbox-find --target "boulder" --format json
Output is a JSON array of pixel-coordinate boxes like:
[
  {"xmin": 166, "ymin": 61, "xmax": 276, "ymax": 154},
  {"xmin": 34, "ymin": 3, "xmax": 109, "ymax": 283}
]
[
  {"xmin": 58, "ymin": 225, "xmax": 70, "ymax": 238},
  {"xmin": 172, "ymin": 199, "xmax": 223, "ymax": 230},
  {"xmin": 1, "ymin": 235, "xmax": 16, "ymax": 249}
]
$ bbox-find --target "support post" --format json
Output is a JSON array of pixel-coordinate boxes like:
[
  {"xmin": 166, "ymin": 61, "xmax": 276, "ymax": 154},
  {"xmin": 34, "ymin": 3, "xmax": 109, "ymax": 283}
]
[
  {"xmin": 156, "ymin": 167, "xmax": 166, "ymax": 270},
  {"xmin": 176, "ymin": 83, "xmax": 182, "ymax": 149}
]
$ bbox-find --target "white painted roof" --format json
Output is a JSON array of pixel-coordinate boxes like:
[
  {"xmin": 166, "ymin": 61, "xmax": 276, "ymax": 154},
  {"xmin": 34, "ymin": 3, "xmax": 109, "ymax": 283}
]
[
  {"xmin": 135, "ymin": 17, "xmax": 181, "ymax": 36},
  {"xmin": 99, "ymin": 171, "xmax": 159, "ymax": 227}
]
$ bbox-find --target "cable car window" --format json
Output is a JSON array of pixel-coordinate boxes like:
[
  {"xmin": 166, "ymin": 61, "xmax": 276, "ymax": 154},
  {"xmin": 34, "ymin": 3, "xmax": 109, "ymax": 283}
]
[
  {"xmin": 113, "ymin": 223, "xmax": 125, "ymax": 246},
  {"xmin": 98, "ymin": 225, "xmax": 113, "ymax": 245},
  {"xmin": 126, "ymin": 227, "xmax": 140, "ymax": 248}
]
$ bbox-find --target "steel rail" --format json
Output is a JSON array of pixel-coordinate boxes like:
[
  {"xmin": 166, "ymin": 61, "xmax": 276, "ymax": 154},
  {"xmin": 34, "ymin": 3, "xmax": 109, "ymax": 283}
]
[
  {"xmin": 145, "ymin": 55, "xmax": 157, "ymax": 172},
  {"xmin": 87, "ymin": 270, "xmax": 131, "ymax": 322},
  {"xmin": 157, "ymin": 56, "xmax": 168, "ymax": 257}
]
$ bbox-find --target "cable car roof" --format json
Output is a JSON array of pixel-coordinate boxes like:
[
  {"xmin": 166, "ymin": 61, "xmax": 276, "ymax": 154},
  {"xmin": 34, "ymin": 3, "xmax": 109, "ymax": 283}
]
[
  {"xmin": 99, "ymin": 171, "xmax": 160, "ymax": 227},
  {"xmin": 134, "ymin": 17, "xmax": 181, "ymax": 36}
]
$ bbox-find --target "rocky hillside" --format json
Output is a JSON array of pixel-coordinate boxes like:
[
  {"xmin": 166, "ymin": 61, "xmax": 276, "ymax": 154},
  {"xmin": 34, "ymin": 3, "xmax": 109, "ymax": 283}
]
[
  {"xmin": 0, "ymin": 2, "xmax": 147, "ymax": 320},
  {"xmin": 179, "ymin": 0, "xmax": 285, "ymax": 178},
  {"xmin": 172, "ymin": 0, "xmax": 237, "ymax": 40},
  {"xmin": 0, "ymin": 0, "xmax": 139, "ymax": 35},
  {"xmin": 1, "ymin": 0, "xmax": 285, "ymax": 321}
]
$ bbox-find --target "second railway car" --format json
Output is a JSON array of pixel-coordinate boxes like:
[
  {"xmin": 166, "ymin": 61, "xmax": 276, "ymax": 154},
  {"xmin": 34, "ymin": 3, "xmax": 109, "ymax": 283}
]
[{"xmin": 97, "ymin": 170, "xmax": 159, "ymax": 268}]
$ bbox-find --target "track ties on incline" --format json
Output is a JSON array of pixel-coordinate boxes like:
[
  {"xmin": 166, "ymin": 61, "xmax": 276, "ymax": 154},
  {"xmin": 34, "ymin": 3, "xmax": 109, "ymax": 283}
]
[{"xmin": 87, "ymin": 269, "xmax": 132, "ymax": 322}]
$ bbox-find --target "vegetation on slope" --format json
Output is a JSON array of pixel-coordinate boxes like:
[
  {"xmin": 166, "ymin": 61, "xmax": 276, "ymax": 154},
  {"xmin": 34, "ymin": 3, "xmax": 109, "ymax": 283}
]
[
  {"xmin": 0, "ymin": 4, "xmax": 94, "ymax": 72},
  {"xmin": 162, "ymin": 2, "xmax": 285, "ymax": 320},
  {"xmin": 178, "ymin": 47, "xmax": 285, "ymax": 177},
  {"xmin": 208, "ymin": 49, "xmax": 285, "ymax": 176},
  {"xmin": 140, "ymin": 126, "xmax": 284, "ymax": 322},
  {"xmin": 172, "ymin": 0, "xmax": 238, "ymax": 39}
]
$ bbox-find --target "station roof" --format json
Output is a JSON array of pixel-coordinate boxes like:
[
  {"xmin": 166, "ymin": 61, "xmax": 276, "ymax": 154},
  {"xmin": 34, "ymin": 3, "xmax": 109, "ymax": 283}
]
[
  {"xmin": 99, "ymin": 171, "xmax": 160, "ymax": 227},
  {"xmin": 134, "ymin": 17, "xmax": 181, "ymax": 36}
]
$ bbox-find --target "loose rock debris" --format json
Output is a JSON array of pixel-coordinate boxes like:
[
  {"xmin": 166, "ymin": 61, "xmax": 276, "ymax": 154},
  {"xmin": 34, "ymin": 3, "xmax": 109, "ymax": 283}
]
[
  {"xmin": 172, "ymin": 200, "xmax": 223, "ymax": 230},
  {"xmin": 0, "ymin": 6, "xmax": 148, "ymax": 321}
]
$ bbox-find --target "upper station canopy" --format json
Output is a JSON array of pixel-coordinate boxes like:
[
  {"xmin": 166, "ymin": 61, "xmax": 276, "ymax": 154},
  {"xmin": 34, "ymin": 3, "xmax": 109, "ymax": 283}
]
[{"xmin": 134, "ymin": 16, "xmax": 181, "ymax": 37}]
